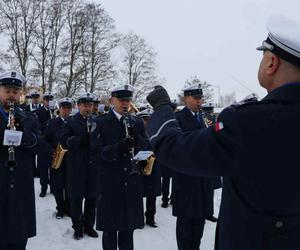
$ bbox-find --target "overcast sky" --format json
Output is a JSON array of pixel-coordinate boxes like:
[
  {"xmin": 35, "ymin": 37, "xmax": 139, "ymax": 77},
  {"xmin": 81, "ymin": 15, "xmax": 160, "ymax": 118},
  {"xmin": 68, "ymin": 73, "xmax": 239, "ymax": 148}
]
[{"xmin": 97, "ymin": 0, "xmax": 300, "ymax": 102}]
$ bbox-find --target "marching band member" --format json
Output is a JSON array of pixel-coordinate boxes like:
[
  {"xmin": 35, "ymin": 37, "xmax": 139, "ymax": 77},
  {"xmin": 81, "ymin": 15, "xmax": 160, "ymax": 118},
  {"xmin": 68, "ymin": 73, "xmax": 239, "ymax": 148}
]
[
  {"xmin": 36, "ymin": 92, "xmax": 55, "ymax": 197},
  {"xmin": 60, "ymin": 93, "xmax": 98, "ymax": 240},
  {"xmin": 137, "ymin": 108, "xmax": 162, "ymax": 228},
  {"xmin": 44, "ymin": 98, "xmax": 73, "ymax": 219},
  {"xmin": 172, "ymin": 84, "xmax": 218, "ymax": 250},
  {"xmin": 91, "ymin": 84, "xmax": 148, "ymax": 250},
  {"xmin": 0, "ymin": 71, "xmax": 38, "ymax": 250}
]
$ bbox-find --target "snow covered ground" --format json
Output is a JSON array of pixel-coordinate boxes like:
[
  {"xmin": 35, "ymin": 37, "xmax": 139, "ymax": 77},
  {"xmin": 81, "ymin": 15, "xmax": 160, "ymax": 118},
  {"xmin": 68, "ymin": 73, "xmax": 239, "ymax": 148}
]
[{"xmin": 28, "ymin": 179, "xmax": 222, "ymax": 250}]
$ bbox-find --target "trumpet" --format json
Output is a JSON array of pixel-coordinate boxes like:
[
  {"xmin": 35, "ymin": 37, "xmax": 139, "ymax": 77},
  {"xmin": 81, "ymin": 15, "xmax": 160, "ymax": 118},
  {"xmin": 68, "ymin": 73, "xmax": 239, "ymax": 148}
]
[{"xmin": 7, "ymin": 101, "xmax": 16, "ymax": 167}]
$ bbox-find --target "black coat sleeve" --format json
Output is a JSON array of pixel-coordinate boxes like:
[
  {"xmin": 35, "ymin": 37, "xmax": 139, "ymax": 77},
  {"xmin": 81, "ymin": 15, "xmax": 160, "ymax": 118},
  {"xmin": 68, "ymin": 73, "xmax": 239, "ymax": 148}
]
[
  {"xmin": 147, "ymin": 105, "xmax": 243, "ymax": 177},
  {"xmin": 60, "ymin": 118, "xmax": 81, "ymax": 150}
]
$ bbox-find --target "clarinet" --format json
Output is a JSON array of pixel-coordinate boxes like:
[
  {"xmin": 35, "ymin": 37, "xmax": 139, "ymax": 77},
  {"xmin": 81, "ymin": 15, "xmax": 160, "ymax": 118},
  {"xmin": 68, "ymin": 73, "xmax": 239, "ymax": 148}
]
[
  {"xmin": 123, "ymin": 108, "xmax": 139, "ymax": 175},
  {"xmin": 7, "ymin": 101, "xmax": 17, "ymax": 167}
]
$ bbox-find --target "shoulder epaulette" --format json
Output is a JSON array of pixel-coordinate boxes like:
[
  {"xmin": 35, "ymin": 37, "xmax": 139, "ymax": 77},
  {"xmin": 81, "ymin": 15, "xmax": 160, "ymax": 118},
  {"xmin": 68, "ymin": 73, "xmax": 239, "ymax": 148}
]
[{"xmin": 230, "ymin": 94, "xmax": 260, "ymax": 109}]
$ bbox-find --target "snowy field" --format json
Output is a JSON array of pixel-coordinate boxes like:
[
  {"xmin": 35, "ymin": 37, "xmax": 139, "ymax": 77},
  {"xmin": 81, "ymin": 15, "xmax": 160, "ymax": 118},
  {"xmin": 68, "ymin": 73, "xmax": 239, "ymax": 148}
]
[{"xmin": 28, "ymin": 178, "xmax": 222, "ymax": 250}]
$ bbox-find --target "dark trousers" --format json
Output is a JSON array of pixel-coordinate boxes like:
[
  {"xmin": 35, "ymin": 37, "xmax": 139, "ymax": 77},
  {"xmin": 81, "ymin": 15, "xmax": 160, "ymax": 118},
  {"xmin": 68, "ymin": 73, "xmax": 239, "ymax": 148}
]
[
  {"xmin": 161, "ymin": 176, "xmax": 172, "ymax": 202},
  {"xmin": 0, "ymin": 240, "xmax": 27, "ymax": 250},
  {"xmin": 145, "ymin": 196, "xmax": 156, "ymax": 220},
  {"xmin": 32, "ymin": 155, "xmax": 39, "ymax": 177},
  {"xmin": 102, "ymin": 231, "xmax": 133, "ymax": 250},
  {"xmin": 38, "ymin": 153, "xmax": 50, "ymax": 192},
  {"xmin": 176, "ymin": 217, "xmax": 205, "ymax": 250},
  {"xmin": 70, "ymin": 198, "xmax": 96, "ymax": 232},
  {"xmin": 53, "ymin": 189, "xmax": 70, "ymax": 214}
]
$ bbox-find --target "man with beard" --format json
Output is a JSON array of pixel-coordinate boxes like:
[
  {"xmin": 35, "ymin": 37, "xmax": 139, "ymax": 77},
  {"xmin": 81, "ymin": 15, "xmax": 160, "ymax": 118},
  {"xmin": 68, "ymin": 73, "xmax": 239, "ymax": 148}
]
[{"xmin": 0, "ymin": 71, "xmax": 38, "ymax": 250}]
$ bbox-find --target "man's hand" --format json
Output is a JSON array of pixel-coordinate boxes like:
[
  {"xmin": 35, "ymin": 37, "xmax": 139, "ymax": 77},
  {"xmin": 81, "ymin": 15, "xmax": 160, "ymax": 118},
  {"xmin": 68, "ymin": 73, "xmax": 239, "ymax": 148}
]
[
  {"xmin": 146, "ymin": 86, "xmax": 171, "ymax": 109},
  {"xmin": 118, "ymin": 137, "xmax": 134, "ymax": 155}
]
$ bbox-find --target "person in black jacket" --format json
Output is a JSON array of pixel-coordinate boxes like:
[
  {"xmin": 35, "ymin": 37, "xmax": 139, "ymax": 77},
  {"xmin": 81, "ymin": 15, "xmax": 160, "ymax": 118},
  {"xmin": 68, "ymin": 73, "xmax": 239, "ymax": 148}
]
[
  {"xmin": 91, "ymin": 84, "xmax": 148, "ymax": 250},
  {"xmin": 137, "ymin": 108, "xmax": 162, "ymax": 228},
  {"xmin": 146, "ymin": 15, "xmax": 300, "ymax": 250},
  {"xmin": 60, "ymin": 93, "xmax": 98, "ymax": 240},
  {"xmin": 45, "ymin": 98, "xmax": 73, "ymax": 219},
  {"xmin": 0, "ymin": 71, "xmax": 38, "ymax": 250},
  {"xmin": 36, "ymin": 92, "xmax": 55, "ymax": 197}
]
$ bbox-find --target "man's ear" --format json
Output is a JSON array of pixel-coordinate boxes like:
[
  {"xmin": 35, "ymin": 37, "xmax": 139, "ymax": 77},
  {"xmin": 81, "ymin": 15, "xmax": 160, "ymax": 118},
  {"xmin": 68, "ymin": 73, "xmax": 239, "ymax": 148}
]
[{"xmin": 266, "ymin": 53, "xmax": 280, "ymax": 75}]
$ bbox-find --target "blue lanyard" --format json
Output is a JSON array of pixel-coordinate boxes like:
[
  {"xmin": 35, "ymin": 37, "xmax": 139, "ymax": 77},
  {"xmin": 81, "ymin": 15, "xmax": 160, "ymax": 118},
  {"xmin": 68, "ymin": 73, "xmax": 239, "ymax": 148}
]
[{"xmin": 0, "ymin": 106, "xmax": 8, "ymax": 123}]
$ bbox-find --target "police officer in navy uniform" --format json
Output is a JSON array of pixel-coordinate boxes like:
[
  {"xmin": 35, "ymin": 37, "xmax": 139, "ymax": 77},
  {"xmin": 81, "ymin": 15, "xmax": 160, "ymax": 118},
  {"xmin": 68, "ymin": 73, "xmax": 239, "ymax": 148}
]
[
  {"xmin": 45, "ymin": 98, "xmax": 73, "ymax": 219},
  {"xmin": 137, "ymin": 108, "xmax": 162, "ymax": 228},
  {"xmin": 171, "ymin": 84, "xmax": 218, "ymax": 250},
  {"xmin": 147, "ymin": 15, "xmax": 300, "ymax": 250},
  {"xmin": 19, "ymin": 93, "xmax": 31, "ymax": 110},
  {"xmin": 36, "ymin": 92, "xmax": 55, "ymax": 197},
  {"xmin": 0, "ymin": 71, "xmax": 38, "ymax": 250},
  {"xmin": 25, "ymin": 91, "xmax": 42, "ymax": 113},
  {"xmin": 60, "ymin": 93, "xmax": 98, "ymax": 240},
  {"xmin": 91, "ymin": 84, "xmax": 148, "ymax": 250},
  {"xmin": 92, "ymin": 97, "xmax": 101, "ymax": 116}
]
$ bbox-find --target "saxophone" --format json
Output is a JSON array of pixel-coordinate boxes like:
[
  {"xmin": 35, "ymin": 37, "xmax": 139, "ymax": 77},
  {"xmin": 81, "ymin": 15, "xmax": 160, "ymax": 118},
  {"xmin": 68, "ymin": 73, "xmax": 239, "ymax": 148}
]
[{"xmin": 51, "ymin": 143, "xmax": 67, "ymax": 170}]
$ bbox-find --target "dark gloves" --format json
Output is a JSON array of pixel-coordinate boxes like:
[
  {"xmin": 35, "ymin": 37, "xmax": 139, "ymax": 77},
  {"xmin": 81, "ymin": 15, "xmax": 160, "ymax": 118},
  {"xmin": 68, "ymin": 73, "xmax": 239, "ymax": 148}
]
[
  {"xmin": 14, "ymin": 108, "xmax": 26, "ymax": 131},
  {"xmin": 118, "ymin": 137, "xmax": 134, "ymax": 156},
  {"xmin": 80, "ymin": 132, "xmax": 90, "ymax": 147},
  {"xmin": 146, "ymin": 85, "xmax": 171, "ymax": 109}
]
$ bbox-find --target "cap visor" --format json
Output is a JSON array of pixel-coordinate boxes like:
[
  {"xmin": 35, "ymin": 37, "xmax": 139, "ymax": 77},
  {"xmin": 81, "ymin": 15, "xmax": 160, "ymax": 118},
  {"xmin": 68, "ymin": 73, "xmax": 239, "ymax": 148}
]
[{"xmin": 256, "ymin": 45, "xmax": 266, "ymax": 51}]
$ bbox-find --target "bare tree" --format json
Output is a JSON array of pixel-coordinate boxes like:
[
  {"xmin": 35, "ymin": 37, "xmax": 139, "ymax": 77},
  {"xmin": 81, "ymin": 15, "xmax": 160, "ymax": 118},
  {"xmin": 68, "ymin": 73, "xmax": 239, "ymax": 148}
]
[
  {"xmin": 0, "ymin": 0, "xmax": 42, "ymax": 87},
  {"xmin": 56, "ymin": 0, "xmax": 86, "ymax": 97},
  {"xmin": 177, "ymin": 76, "xmax": 214, "ymax": 105},
  {"xmin": 79, "ymin": 3, "xmax": 119, "ymax": 94},
  {"xmin": 30, "ymin": 0, "xmax": 67, "ymax": 93},
  {"xmin": 119, "ymin": 32, "xmax": 162, "ymax": 105}
]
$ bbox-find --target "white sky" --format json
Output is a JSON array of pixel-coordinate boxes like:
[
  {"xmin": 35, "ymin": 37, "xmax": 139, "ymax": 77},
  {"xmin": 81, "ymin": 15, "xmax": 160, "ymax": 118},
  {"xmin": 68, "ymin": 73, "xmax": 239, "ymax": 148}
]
[{"xmin": 97, "ymin": 0, "xmax": 300, "ymax": 101}]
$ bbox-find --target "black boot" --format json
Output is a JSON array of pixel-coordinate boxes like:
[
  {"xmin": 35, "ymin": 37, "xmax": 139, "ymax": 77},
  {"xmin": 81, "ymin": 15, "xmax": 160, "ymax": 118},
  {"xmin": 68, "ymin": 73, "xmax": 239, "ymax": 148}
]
[
  {"xmin": 73, "ymin": 230, "xmax": 83, "ymax": 240},
  {"xmin": 146, "ymin": 217, "xmax": 158, "ymax": 228},
  {"xmin": 84, "ymin": 228, "xmax": 98, "ymax": 238},
  {"xmin": 56, "ymin": 210, "xmax": 64, "ymax": 219},
  {"xmin": 206, "ymin": 215, "xmax": 218, "ymax": 222},
  {"xmin": 39, "ymin": 190, "xmax": 46, "ymax": 198},
  {"xmin": 161, "ymin": 201, "xmax": 168, "ymax": 208}
]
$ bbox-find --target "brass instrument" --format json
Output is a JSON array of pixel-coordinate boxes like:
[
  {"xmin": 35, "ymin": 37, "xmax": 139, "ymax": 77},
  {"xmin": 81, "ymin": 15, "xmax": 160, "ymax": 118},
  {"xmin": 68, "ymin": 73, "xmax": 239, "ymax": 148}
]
[
  {"xmin": 202, "ymin": 112, "xmax": 216, "ymax": 128},
  {"xmin": 140, "ymin": 155, "xmax": 155, "ymax": 176},
  {"xmin": 51, "ymin": 143, "xmax": 67, "ymax": 169},
  {"xmin": 128, "ymin": 103, "xmax": 139, "ymax": 114},
  {"xmin": 7, "ymin": 101, "xmax": 16, "ymax": 167}
]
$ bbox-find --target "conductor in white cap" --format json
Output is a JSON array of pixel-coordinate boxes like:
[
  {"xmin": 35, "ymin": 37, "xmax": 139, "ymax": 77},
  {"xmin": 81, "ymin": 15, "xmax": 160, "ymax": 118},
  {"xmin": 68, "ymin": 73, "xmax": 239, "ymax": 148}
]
[{"xmin": 146, "ymin": 15, "xmax": 300, "ymax": 250}]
